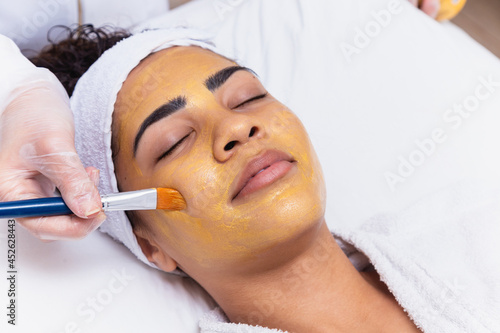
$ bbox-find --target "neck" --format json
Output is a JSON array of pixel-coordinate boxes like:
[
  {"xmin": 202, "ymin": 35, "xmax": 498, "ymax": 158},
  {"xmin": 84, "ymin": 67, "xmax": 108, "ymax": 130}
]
[{"xmin": 200, "ymin": 221, "xmax": 420, "ymax": 333}]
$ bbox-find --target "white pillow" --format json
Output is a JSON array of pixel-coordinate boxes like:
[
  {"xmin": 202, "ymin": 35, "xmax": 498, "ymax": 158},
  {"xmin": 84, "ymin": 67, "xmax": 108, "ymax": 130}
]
[{"xmin": 3, "ymin": 0, "xmax": 500, "ymax": 332}]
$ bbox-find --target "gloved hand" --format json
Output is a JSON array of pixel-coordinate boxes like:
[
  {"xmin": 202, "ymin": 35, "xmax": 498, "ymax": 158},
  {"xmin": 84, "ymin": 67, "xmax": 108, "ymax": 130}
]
[{"xmin": 0, "ymin": 76, "xmax": 106, "ymax": 241}]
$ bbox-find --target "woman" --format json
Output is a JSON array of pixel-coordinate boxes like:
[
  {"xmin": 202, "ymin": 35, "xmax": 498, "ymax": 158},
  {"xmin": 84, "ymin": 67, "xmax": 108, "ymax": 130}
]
[
  {"xmin": 31, "ymin": 10, "xmax": 500, "ymax": 329},
  {"xmin": 111, "ymin": 45, "xmax": 423, "ymax": 333},
  {"xmin": 32, "ymin": 25, "xmax": 422, "ymax": 332},
  {"xmin": 0, "ymin": 0, "xmax": 458, "ymax": 242}
]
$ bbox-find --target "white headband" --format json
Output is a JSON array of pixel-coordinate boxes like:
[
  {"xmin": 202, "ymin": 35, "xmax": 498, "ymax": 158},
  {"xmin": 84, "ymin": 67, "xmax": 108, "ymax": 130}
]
[{"xmin": 70, "ymin": 28, "xmax": 222, "ymax": 271}]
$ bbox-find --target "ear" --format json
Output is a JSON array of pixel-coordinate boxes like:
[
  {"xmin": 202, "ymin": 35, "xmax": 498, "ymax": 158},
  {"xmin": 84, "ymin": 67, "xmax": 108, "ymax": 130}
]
[{"xmin": 134, "ymin": 228, "xmax": 178, "ymax": 272}]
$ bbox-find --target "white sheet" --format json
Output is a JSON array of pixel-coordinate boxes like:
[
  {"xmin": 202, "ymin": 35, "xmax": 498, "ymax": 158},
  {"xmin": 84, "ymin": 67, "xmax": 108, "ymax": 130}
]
[
  {"xmin": 0, "ymin": 0, "xmax": 170, "ymax": 54},
  {"xmin": 2, "ymin": 0, "xmax": 500, "ymax": 332}
]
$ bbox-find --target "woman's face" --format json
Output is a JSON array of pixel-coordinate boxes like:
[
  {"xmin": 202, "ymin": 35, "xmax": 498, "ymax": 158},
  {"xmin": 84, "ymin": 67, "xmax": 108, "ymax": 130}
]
[{"xmin": 113, "ymin": 46, "xmax": 326, "ymax": 275}]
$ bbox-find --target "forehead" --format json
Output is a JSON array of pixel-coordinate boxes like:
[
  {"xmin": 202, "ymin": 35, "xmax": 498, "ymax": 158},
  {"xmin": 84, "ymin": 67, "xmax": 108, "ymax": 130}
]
[
  {"xmin": 114, "ymin": 46, "xmax": 235, "ymax": 120},
  {"xmin": 124, "ymin": 46, "xmax": 234, "ymax": 95}
]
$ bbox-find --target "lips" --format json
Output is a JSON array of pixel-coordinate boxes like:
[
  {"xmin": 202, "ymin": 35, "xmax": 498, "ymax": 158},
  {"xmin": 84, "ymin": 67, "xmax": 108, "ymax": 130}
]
[{"xmin": 231, "ymin": 150, "xmax": 296, "ymax": 201}]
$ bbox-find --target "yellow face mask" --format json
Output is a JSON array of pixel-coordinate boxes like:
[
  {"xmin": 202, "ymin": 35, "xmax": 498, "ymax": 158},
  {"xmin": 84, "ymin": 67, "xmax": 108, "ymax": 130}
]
[{"xmin": 112, "ymin": 46, "xmax": 326, "ymax": 274}]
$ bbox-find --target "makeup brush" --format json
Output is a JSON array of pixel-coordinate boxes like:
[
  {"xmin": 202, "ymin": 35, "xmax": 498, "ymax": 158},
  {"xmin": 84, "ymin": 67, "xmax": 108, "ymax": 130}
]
[{"xmin": 0, "ymin": 188, "xmax": 186, "ymax": 219}]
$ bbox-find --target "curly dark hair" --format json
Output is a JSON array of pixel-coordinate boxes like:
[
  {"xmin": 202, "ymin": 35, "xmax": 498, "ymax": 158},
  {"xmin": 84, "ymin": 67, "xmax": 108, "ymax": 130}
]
[{"xmin": 30, "ymin": 24, "xmax": 131, "ymax": 96}]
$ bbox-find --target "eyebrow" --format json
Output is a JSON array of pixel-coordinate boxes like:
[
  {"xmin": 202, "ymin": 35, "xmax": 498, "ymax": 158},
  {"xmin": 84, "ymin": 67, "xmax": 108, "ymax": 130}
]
[
  {"xmin": 204, "ymin": 66, "xmax": 256, "ymax": 92},
  {"xmin": 133, "ymin": 96, "xmax": 187, "ymax": 155}
]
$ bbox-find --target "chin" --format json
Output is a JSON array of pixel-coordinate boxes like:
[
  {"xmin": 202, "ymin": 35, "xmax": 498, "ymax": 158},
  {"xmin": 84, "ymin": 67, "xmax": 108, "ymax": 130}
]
[
  {"xmin": 246, "ymin": 171, "xmax": 326, "ymax": 244},
  {"xmin": 236, "ymin": 187, "xmax": 326, "ymax": 271},
  {"xmin": 186, "ymin": 180, "xmax": 327, "ymax": 273},
  {"xmin": 275, "ymin": 182, "xmax": 325, "ymax": 232}
]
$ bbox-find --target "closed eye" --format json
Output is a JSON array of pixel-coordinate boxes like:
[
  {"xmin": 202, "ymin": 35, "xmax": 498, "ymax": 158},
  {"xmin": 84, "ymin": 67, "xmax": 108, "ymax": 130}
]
[
  {"xmin": 233, "ymin": 93, "xmax": 268, "ymax": 109},
  {"xmin": 157, "ymin": 131, "xmax": 193, "ymax": 162}
]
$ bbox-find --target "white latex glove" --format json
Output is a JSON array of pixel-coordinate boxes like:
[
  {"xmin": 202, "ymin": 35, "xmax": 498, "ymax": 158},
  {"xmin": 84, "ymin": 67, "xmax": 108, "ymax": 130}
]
[
  {"xmin": 408, "ymin": 0, "xmax": 441, "ymax": 19},
  {"xmin": 0, "ymin": 75, "xmax": 106, "ymax": 241}
]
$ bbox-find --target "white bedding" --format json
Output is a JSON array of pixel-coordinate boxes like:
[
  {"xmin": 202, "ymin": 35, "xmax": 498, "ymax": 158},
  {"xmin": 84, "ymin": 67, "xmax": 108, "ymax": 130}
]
[{"xmin": 2, "ymin": 0, "xmax": 500, "ymax": 332}]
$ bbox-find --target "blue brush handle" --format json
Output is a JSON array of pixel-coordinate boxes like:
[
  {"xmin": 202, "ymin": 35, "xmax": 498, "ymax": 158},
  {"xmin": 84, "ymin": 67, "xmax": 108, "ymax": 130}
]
[{"xmin": 0, "ymin": 197, "xmax": 74, "ymax": 218}]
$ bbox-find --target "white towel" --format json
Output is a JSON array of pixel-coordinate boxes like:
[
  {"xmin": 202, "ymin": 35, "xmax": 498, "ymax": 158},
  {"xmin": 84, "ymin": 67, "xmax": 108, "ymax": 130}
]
[
  {"xmin": 70, "ymin": 28, "xmax": 220, "ymax": 269},
  {"xmin": 337, "ymin": 179, "xmax": 500, "ymax": 333},
  {"xmin": 199, "ymin": 179, "xmax": 500, "ymax": 332},
  {"xmin": 200, "ymin": 308, "xmax": 287, "ymax": 333}
]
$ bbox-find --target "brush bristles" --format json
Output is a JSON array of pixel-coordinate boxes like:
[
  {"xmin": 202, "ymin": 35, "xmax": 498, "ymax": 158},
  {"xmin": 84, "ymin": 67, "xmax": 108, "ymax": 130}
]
[{"xmin": 156, "ymin": 188, "xmax": 186, "ymax": 210}]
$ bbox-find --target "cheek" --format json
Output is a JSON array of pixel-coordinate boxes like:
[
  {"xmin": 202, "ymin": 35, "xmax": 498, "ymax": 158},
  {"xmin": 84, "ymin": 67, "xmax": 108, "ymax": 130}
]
[
  {"xmin": 166, "ymin": 142, "xmax": 229, "ymax": 221},
  {"xmin": 114, "ymin": 152, "xmax": 146, "ymax": 191},
  {"xmin": 268, "ymin": 108, "xmax": 325, "ymax": 191},
  {"xmin": 269, "ymin": 108, "xmax": 327, "ymax": 217},
  {"xmin": 139, "ymin": 209, "xmax": 218, "ymax": 268}
]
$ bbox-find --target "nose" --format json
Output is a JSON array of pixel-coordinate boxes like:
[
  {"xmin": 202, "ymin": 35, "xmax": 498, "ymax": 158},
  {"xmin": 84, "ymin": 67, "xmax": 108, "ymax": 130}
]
[{"xmin": 213, "ymin": 113, "xmax": 263, "ymax": 162}]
